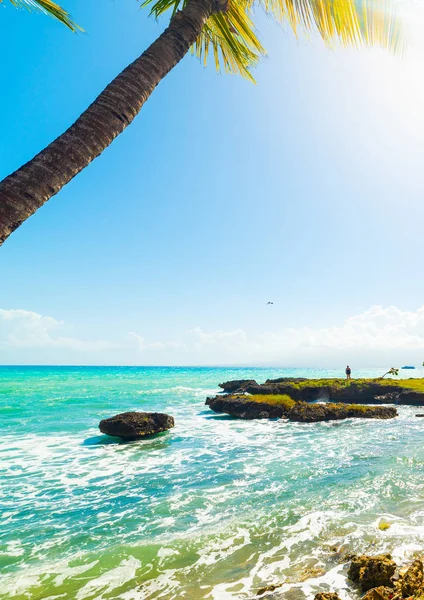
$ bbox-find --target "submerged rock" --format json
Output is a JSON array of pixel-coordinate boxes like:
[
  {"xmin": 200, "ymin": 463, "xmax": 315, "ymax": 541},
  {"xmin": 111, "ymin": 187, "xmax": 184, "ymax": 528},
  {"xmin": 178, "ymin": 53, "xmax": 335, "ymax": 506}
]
[
  {"xmin": 257, "ymin": 583, "xmax": 283, "ymax": 596},
  {"xmin": 287, "ymin": 403, "xmax": 397, "ymax": 423},
  {"xmin": 348, "ymin": 554, "xmax": 396, "ymax": 592},
  {"xmin": 99, "ymin": 411, "xmax": 174, "ymax": 440},
  {"xmin": 313, "ymin": 594, "xmax": 341, "ymax": 600}
]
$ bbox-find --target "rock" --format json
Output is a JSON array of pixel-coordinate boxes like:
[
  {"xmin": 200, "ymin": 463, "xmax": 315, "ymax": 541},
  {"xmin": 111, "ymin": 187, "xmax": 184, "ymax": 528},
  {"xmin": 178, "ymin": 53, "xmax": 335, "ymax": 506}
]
[
  {"xmin": 99, "ymin": 411, "xmax": 174, "ymax": 440},
  {"xmin": 287, "ymin": 403, "xmax": 397, "ymax": 423},
  {"xmin": 361, "ymin": 586, "xmax": 393, "ymax": 600},
  {"xmin": 314, "ymin": 594, "xmax": 341, "ymax": 600},
  {"xmin": 400, "ymin": 559, "xmax": 423, "ymax": 597},
  {"xmin": 396, "ymin": 391, "xmax": 424, "ymax": 405},
  {"xmin": 218, "ymin": 379, "xmax": 410, "ymax": 404},
  {"xmin": 205, "ymin": 396, "xmax": 288, "ymax": 419},
  {"xmin": 374, "ymin": 392, "xmax": 400, "ymax": 404},
  {"xmin": 218, "ymin": 379, "xmax": 256, "ymax": 393},
  {"xmin": 206, "ymin": 396, "xmax": 397, "ymax": 421},
  {"xmin": 416, "ymin": 414, "xmax": 424, "ymax": 417},
  {"xmin": 348, "ymin": 554, "xmax": 396, "ymax": 592},
  {"xmin": 257, "ymin": 583, "xmax": 283, "ymax": 596}
]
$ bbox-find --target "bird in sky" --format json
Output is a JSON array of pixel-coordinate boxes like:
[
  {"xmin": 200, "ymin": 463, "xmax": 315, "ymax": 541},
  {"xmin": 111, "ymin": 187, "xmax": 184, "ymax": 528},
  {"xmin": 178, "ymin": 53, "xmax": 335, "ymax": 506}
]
[{"xmin": 267, "ymin": 302, "xmax": 274, "ymax": 305}]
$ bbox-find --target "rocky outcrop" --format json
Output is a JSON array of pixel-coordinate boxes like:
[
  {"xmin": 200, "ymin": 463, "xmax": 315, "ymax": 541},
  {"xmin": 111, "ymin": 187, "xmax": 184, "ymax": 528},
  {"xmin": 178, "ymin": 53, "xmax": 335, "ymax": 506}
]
[
  {"xmin": 205, "ymin": 397, "xmax": 397, "ymax": 421},
  {"xmin": 399, "ymin": 559, "xmax": 423, "ymax": 597},
  {"xmin": 206, "ymin": 396, "xmax": 289, "ymax": 419},
  {"xmin": 288, "ymin": 403, "xmax": 397, "ymax": 423},
  {"xmin": 313, "ymin": 594, "xmax": 341, "ymax": 600},
  {"xmin": 396, "ymin": 391, "xmax": 424, "ymax": 405},
  {"xmin": 99, "ymin": 411, "xmax": 174, "ymax": 440},
  {"xmin": 360, "ymin": 586, "xmax": 393, "ymax": 600},
  {"xmin": 348, "ymin": 554, "xmax": 396, "ymax": 592},
  {"xmin": 218, "ymin": 379, "xmax": 257, "ymax": 393},
  {"xmin": 217, "ymin": 378, "xmax": 424, "ymax": 405}
]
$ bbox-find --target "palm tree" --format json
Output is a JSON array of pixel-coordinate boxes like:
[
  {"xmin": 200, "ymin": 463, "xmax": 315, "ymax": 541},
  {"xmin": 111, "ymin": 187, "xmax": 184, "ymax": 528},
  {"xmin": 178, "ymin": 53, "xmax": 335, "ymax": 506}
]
[
  {"xmin": 380, "ymin": 367, "xmax": 399, "ymax": 379},
  {"xmin": 0, "ymin": 0, "xmax": 403, "ymax": 247},
  {"xmin": 3, "ymin": 0, "xmax": 79, "ymax": 30}
]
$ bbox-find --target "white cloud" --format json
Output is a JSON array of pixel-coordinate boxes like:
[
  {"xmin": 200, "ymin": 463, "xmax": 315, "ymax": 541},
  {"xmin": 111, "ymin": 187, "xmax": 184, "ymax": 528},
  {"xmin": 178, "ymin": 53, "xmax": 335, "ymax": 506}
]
[
  {"xmin": 128, "ymin": 332, "xmax": 186, "ymax": 352},
  {"xmin": 1, "ymin": 304, "xmax": 424, "ymax": 366},
  {"xmin": 0, "ymin": 309, "xmax": 117, "ymax": 352},
  {"xmin": 189, "ymin": 305, "xmax": 424, "ymax": 365}
]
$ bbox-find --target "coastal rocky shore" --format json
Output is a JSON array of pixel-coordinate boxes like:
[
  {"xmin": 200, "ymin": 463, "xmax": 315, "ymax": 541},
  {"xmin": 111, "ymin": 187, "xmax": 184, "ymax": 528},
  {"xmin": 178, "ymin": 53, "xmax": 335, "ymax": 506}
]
[
  {"xmin": 218, "ymin": 378, "xmax": 424, "ymax": 405},
  {"xmin": 204, "ymin": 377, "xmax": 424, "ymax": 421},
  {"xmin": 206, "ymin": 395, "xmax": 397, "ymax": 421},
  {"xmin": 259, "ymin": 554, "xmax": 424, "ymax": 599}
]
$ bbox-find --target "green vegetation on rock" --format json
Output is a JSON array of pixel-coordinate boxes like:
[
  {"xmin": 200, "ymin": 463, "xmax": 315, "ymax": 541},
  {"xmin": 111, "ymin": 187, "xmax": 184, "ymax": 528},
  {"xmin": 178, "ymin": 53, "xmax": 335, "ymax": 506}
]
[{"xmin": 235, "ymin": 394, "xmax": 296, "ymax": 409}]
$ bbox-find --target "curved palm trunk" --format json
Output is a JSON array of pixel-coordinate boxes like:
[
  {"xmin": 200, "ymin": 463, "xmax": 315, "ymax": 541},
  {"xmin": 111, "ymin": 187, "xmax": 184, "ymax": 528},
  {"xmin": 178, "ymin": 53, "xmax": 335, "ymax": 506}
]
[{"xmin": 0, "ymin": 0, "xmax": 225, "ymax": 246}]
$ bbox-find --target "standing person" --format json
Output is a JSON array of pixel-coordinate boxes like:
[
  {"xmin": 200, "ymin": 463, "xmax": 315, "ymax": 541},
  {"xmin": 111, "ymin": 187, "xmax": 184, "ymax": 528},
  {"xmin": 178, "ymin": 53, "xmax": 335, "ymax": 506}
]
[{"xmin": 345, "ymin": 365, "xmax": 352, "ymax": 381}]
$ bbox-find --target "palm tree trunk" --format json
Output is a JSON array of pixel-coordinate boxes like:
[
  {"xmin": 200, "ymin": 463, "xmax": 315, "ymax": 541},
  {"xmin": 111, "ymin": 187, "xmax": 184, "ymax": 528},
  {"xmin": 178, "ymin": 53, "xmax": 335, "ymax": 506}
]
[{"xmin": 0, "ymin": 0, "xmax": 226, "ymax": 247}]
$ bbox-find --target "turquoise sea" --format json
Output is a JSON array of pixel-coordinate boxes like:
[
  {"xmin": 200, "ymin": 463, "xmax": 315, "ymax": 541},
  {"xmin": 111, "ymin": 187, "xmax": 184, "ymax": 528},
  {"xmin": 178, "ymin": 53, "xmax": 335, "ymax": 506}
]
[{"xmin": 1, "ymin": 366, "xmax": 424, "ymax": 600}]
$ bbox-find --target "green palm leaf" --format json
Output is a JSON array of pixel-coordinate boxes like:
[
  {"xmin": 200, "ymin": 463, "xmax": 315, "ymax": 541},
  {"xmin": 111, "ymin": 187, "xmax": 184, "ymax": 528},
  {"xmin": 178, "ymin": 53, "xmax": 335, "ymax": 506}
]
[
  {"xmin": 142, "ymin": 0, "xmax": 403, "ymax": 80},
  {"xmin": 3, "ymin": 0, "xmax": 81, "ymax": 30}
]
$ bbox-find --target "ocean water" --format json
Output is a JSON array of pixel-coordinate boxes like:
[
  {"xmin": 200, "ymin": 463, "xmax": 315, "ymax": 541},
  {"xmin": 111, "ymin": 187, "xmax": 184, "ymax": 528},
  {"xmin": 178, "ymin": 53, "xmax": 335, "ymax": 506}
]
[{"xmin": 1, "ymin": 366, "xmax": 424, "ymax": 600}]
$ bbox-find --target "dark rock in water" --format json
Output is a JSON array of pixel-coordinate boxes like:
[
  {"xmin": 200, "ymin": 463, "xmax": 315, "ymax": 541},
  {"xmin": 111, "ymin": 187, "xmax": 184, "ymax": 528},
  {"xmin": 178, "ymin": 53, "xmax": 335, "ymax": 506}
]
[
  {"xmin": 257, "ymin": 583, "xmax": 283, "ymax": 596},
  {"xmin": 218, "ymin": 379, "xmax": 257, "ymax": 393},
  {"xmin": 205, "ymin": 396, "xmax": 397, "ymax": 422},
  {"xmin": 99, "ymin": 411, "xmax": 174, "ymax": 440},
  {"xmin": 314, "ymin": 594, "xmax": 341, "ymax": 600},
  {"xmin": 396, "ymin": 390, "xmax": 424, "ymax": 405},
  {"xmin": 206, "ymin": 396, "xmax": 288, "ymax": 419},
  {"xmin": 416, "ymin": 414, "xmax": 424, "ymax": 417},
  {"xmin": 348, "ymin": 554, "xmax": 396, "ymax": 592},
  {"xmin": 399, "ymin": 559, "xmax": 423, "ymax": 597},
  {"xmin": 361, "ymin": 586, "xmax": 393, "ymax": 600},
  {"xmin": 373, "ymin": 392, "xmax": 400, "ymax": 404},
  {"xmin": 287, "ymin": 403, "xmax": 397, "ymax": 423}
]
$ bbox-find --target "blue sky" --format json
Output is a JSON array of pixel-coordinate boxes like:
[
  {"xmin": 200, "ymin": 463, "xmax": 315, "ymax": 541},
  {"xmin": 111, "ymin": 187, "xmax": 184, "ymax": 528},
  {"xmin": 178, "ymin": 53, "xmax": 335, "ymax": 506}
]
[{"xmin": 1, "ymin": 0, "xmax": 424, "ymax": 365}]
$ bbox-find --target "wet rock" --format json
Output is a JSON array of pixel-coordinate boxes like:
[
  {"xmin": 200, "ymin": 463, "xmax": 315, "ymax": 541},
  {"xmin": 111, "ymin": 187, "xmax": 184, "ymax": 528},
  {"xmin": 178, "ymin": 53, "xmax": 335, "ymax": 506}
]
[
  {"xmin": 287, "ymin": 403, "xmax": 397, "ymax": 423},
  {"xmin": 400, "ymin": 559, "xmax": 423, "ymax": 597},
  {"xmin": 313, "ymin": 594, "xmax": 341, "ymax": 600},
  {"xmin": 206, "ymin": 397, "xmax": 397, "ymax": 421},
  {"xmin": 374, "ymin": 392, "xmax": 400, "ymax": 404},
  {"xmin": 348, "ymin": 554, "xmax": 396, "ymax": 592},
  {"xmin": 99, "ymin": 411, "xmax": 174, "ymax": 440},
  {"xmin": 205, "ymin": 396, "xmax": 288, "ymax": 419},
  {"xmin": 257, "ymin": 583, "xmax": 283, "ymax": 596},
  {"xmin": 396, "ymin": 391, "xmax": 424, "ymax": 405},
  {"xmin": 416, "ymin": 414, "xmax": 424, "ymax": 417},
  {"xmin": 218, "ymin": 379, "xmax": 256, "ymax": 393},
  {"xmin": 361, "ymin": 586, "xmax": 393, "ymax": 600}
]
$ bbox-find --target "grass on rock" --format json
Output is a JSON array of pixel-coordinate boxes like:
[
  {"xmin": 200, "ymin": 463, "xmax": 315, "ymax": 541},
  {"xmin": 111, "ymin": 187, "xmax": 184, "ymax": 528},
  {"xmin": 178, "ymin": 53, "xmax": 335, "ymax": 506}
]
[{"xmin": 235, "ymin": 394, "xmax": 296, "ymax": 409}]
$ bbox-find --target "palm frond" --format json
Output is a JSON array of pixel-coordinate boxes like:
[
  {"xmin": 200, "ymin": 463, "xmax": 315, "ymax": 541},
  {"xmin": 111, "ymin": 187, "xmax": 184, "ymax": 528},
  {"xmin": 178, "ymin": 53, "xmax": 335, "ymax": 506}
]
[
  {"xmin": 260, "ymin": 0, "xmax": 404, "ymax": 52},
  {"xmin": 141, "ymin": 0, "xmax": 404, "ymax": 80},
  {"xmin": 3, "ymin": 0, "xmax": 81, "ymax": 31}
]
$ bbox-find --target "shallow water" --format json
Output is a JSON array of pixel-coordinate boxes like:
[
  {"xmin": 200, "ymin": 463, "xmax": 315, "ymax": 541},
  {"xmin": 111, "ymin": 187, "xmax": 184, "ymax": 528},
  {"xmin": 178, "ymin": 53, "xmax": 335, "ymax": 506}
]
[{"xmin": 1, "ymin": 366, "xmax": 424, "ymax": 599}]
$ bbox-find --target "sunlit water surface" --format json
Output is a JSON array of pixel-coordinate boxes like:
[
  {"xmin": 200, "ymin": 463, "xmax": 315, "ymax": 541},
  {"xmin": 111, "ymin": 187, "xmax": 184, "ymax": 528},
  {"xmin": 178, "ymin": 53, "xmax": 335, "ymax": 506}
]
[{"xmin": 1, "ymin": 366, "xmax": 424, "ymax": 600}]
